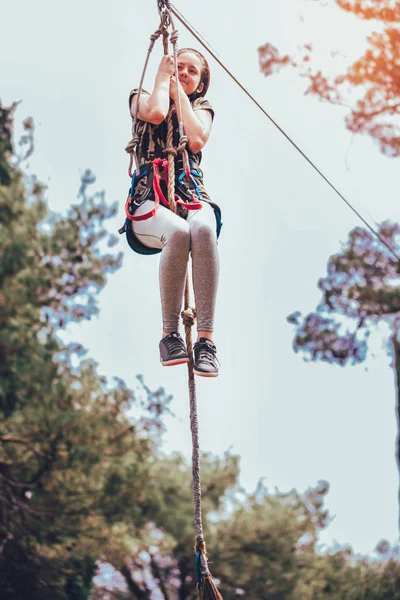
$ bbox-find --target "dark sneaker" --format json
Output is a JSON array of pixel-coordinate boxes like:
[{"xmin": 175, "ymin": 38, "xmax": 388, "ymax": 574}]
[
  {"xmin": 159, "ymin": 332, "xmax": 189, "ymax": 366},
  {"xmin": 193, "ymin": 338, "xmax": 219, "ymax": 377}
]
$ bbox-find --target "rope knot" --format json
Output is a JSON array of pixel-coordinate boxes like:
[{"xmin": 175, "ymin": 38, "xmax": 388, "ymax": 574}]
[
  {"xmin": 181, "ymin": 307, "xmax": 197, "ymax": 328},
  {"xmin": 165, "ymin": 146, "xmax": 178, "ymax": 157},
  {"xmin": 150, "ymin": 28, "xmax": 162, "ymax": 42},
  {"xmin": 195, "ymin": 536, "xmax": 206, "ymax": 554},
  {"xmin": 125, "ymin": 133, "xmax": 139, "ymax": 154},
  {"xmin": 179, "ymin": 135, "xmax": 189, "ymax": 148}
]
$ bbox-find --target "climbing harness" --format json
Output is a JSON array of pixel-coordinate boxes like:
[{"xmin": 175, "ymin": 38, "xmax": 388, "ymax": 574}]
[
  {"xmin": 119, "ymin": 3, "xmax": 222, "ymax": 256},
  {"xmin": 122, "ymin": 2, "xmax": 224, "ymax": 599},
  {"xmin": 119, "ymin": 157, "xmax": 222, "ymax": 255},
  {"xmin": 126, "ymin": 158, "xmax": 202, "ymax": 222}
]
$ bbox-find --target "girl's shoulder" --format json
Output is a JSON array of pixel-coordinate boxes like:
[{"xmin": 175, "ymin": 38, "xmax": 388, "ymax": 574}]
[
  {"xmin": 129, "ymin": 88, "xmax": 150, "ymax": 112},
  {"xmin": 192, "ymin": 96, "xmax": 215, "ymax": 120}
]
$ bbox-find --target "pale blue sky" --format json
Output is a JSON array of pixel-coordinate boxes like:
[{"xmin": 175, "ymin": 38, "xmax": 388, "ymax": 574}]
[{"xmin": 2, "ymin": 0, "xmax": 399, "ymax": 554}]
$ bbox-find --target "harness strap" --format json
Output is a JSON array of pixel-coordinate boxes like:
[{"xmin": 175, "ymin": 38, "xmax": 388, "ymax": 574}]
[
  {"xmin": 125, "ymin": 157, "xmax": 203, "ymax": 222},
  {"xmin": 163, "ymin": 159, "xmax": 203, "ymax": 211},
  {"xmin": 153, "ymin": 158, "xmax": 171, "ymax": 209}
]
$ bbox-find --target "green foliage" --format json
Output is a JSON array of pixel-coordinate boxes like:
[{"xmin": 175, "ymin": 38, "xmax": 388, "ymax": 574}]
[
  {"xmin": 0, "ymin": 119, "xmax": 122, "ymax": 416},
  {"xmin": 3, "ymin": 100, "xmax": 400, "ymax": 599},
  {"xmin": 0, "ymin": 101, "xmax": 171, "ymax": 599},
  {"xmin": 0, "ymin": 102, "xmax": 15, "ymax": 186},
  {"xmin": 212, "ymin": 480, "xmax": 330, "ymax": 599},
  {"xmin": 293, "ymin": 546, "xmax": 400, "ymax": 599}
]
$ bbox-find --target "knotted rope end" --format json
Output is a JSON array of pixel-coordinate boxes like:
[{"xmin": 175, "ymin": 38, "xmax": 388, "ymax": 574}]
[
  {"xmin": 198, "ymin": 575, "xmax": 224, "ymax": 600},
  {"xmin": 181, "ymin": 307, "xmax": 197, "ymax": 329},
  {"xmin": 195, "ymin": 538, "xmax": 224, "ymax": 599}
]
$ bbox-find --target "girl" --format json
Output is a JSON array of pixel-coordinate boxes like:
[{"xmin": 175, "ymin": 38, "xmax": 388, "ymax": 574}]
[{"xmin": 127, "ymin": 48, "xmax": 220, "ymax": 377}]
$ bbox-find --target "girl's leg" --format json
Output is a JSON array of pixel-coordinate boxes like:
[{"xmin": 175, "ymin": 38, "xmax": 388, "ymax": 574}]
[
  {"xmin": 187, "ymin": 202, "xmax": 220, "ymax": 377},
  {"xmin": 186, "ymin": 202, "xmax": 219, "ymax": 339},
  {"xmin": 132, "ymin": 201, "xmax": 190, "ymax": 334}
]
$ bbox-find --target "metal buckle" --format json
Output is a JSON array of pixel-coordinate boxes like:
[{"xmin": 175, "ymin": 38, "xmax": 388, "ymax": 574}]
[{"xmin": 132, "ymin": 187, "xmax": 151, "ymax": 206}]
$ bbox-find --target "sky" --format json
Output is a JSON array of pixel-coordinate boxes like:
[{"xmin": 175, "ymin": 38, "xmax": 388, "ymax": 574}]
[{"xmin": 2, "ymin": 0, "xmax": 400, "ymax": 555}]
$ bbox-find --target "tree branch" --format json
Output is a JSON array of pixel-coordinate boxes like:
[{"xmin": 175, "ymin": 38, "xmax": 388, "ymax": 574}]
[
  {"xmin": 150, "ymin": 553, "xmax": 170, "ymax": 600},
  {"xmin": 120, "ymin": 563, "xmax": 151, "ymax": 600},
  {"xmin": 0, "ymin": 435, "xmax": 47, "ymax": 458},
  {"xmin": 28, "ymin": 434, "xmax": 61, "ymax": 485},
  {"xmin": 352, "ymin": 103, "xmax": 400, "ymax": 122},
  {"xmin": 392, "ymin": 331, "xmax": 400, "ymax": 531},
  {"xmin": 0, "ymin": 471, "xmax": 35, "ymax": 489},
  {"xmin": 178, "ymin": 556, "xmax": 192, "ymax": 600}
]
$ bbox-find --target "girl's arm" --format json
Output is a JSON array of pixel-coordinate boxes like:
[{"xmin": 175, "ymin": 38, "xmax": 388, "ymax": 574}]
[
  {"xmin": 130, "ymin": 55, "xmax": 175, "ymax": 124},
  {"xmin": 170, "ymin": 77, "xmax": 213, "ymax": 154}
]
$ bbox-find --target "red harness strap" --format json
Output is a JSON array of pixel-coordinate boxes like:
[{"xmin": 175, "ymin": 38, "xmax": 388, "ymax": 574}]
[
  {"xmin": 125, "ymin": 157, "xmax": 202, "ymax": 222},
  {"xmin": 152, "ymin": 158, "xmax": 170, "ymax": 209}
]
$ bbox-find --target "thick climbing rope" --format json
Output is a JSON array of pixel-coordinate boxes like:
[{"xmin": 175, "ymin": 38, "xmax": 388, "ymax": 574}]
[
  {"xmin": 125, "ymin": 12, "xmax": 169, "ymax": 176},
  {"xmin": 126, "ymin": 3, "xmax": 223, "ymax": 598}
]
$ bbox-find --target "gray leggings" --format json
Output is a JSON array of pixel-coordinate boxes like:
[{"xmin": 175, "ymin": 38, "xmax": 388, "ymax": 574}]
[{"xmin": 132, "ymin": 200, "xmax": 219, "ymax": 333}]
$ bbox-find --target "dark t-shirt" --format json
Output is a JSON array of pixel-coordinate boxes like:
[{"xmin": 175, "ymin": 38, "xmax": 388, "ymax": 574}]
[
  {"xmin": 129, "ymin": 88, "xmax": 221, "ymax": 219},
  {"xmin": 129, "ymin": 88, "xmax": 214, "ymax": 166}
]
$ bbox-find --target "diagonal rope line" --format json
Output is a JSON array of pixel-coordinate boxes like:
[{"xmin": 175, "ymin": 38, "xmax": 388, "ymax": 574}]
[
  {"xmin": 170, "ymin": 3, "xmax": 400, "ymax": 263},
  {"xmin": 173, "ymin": 6, "xmax": 221, "ymax": 59}
]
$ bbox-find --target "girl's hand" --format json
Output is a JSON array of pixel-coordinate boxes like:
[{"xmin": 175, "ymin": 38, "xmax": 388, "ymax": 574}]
[
  {"xmin": 169, "ymin": 76, "xmax": 185, "ymax": 102},
  {"xmin": 157, "ymin": 54, "xmax": 175, "ymax": 79}
]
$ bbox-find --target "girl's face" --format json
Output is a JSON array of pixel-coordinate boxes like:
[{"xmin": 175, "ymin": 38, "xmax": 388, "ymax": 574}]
[{"xmin": 177, "ymin": 52, "xmax": 204, "ymax": 97}]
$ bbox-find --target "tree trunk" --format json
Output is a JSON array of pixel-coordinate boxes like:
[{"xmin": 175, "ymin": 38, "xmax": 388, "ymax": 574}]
[
  {"xmin": 391, "ymin": 332, "xmax": 400, "ymax": 530},
  {"xmin": 150, "ymin": 554, "xmax": 170, "ymax": 600},
  {"xmin": 178, "ymin": 555, "xmax": 192, "ymax": 600},
  {"xmin": 120, "ymin": 564, "xmax": 151, "ymax": 600}
]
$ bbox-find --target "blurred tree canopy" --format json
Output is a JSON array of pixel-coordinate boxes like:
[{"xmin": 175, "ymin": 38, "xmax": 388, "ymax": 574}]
[
  {"xmin": 2, "ymin": 101, "xmax": 400, "ymax": 599},
  {"xmin": 0, "ymin": 99, "xmax": 173, "ymax": 598},
  {"xmin": 286, "ymin": 221, "xmax": 400, "ymax": 526},
  {"xmin": 259, "ymin": 0, "xmax": 400, "ymax": 156}
]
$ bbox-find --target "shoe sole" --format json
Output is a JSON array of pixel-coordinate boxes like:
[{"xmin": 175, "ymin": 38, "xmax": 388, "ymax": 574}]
[
  {"xmin": 193, "ymin": 369, "xmax": 218, "ymax": 377},
  {"xmin": 161, "ymin": 358, "xmax": 190, "ymax": 366}
]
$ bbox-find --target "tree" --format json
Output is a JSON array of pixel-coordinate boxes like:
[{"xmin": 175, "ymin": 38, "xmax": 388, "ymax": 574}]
[
  {"xmin": 212, "ymin": 480, "xmax": 330, "ymax": 599},
  {"xmin": 111, "ymin": 451, "xmax": 240, "ymax": 600},
  {"xmin": 91, "ymin": 471, "xmax": 400, "ymax": 600},
  {"xmin": 4, "ymin": 100, "xmax": 400, "ymax": 599},
  {"xmin": 286, "ymin": 221, "xmax": 400, "ymax": 523},
  {"xmin": 0, "ymin": 100, "xmax": 241, "ymax": 600},
  {"xmin": 258, "ymin": 0, "xmax": 400, "ymax": 156},
  {"xmin": 293, "ymin": 541, "xmax": 400, "ymax": 599},
  {"xmin": 0, "ymin": 100, "xmax": 172, "ymax": 599}
]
